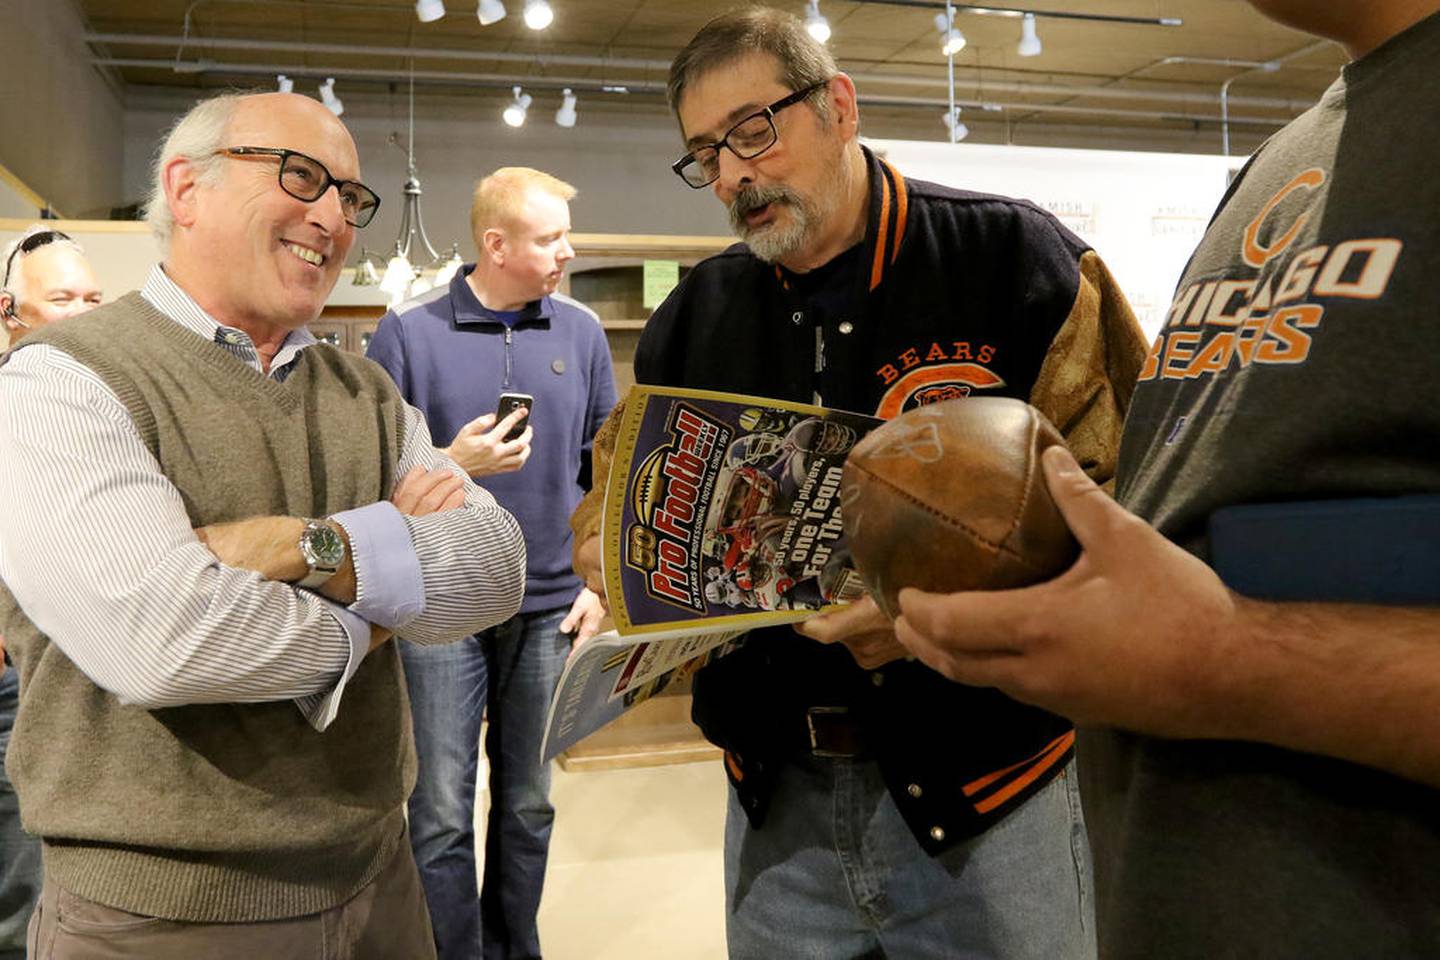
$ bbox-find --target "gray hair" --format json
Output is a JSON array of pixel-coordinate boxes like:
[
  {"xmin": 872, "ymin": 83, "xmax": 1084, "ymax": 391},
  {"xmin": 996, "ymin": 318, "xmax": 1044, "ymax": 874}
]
[
  {"xmin": 143, "ymin": 93, "xmax": 245, "ymax": 249},
  {"xmin": 2, "ymin": 224, "xmax": 86, "ymax": 303},
  {"xmin": 668, "ymin": 7, "xmax": 838, "ymax": 121}
]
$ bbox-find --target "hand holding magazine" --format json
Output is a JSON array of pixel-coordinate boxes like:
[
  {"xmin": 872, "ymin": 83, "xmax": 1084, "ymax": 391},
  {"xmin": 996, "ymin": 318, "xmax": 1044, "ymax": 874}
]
[{"xmin": 540, "ymin": 385, "xmax": 883, "ymax": 760}]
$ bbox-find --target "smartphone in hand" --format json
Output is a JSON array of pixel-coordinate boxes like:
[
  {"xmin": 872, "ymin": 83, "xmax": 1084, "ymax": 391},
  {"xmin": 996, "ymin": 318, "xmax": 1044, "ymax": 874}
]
[{"xmin": 496, "ymin": 392, "xmax": 534, "ymax": 442}]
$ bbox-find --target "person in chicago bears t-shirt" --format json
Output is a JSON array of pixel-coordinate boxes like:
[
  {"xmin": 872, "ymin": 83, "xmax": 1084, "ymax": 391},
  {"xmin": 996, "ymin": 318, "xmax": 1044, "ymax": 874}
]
[{"xmin": 897, "ymin": 2, "xmax": 1440, "ymax": 957}]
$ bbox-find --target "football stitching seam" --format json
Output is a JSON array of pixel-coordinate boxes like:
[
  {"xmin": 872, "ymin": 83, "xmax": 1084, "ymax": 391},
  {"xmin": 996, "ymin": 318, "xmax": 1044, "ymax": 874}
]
[{"xmin": 849, "ymin": 461, "xmax": 1050, "ymax": 574}]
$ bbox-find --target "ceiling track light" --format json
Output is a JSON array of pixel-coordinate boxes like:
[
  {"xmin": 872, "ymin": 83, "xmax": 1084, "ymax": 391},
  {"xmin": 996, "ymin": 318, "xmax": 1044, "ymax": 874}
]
[
  {"xmin": 858, "ymin": 1, "xmax": 1180, "ymax": 29},
  {"xmin": 555, "ymin": 87, "xmax": 577, "ymax": 127},
  {"xmin": 804, "ymin": 0, "xmax": 832, "ymax": 43},
  {"xmin": 477, "ymin": 0, "xmax": 506, "ymax": 25},
  {"xmin": 415, "ymin": 0, "xmax": 445, "ymax": 22},
  {"xmin": 503, "ymin": 85, "xmax": 532, "ymax": 126},
  {"xmin": 318, "ymin": 77, "xmax": 343, "ymax": 115},
  {"xmin": 934, "ymin": 11, "xmax": 966, "ymax": 56},
  {"xmin": 941, "ymin": 105, "xmax": 969, "ymax": 141},
  {"xmin": 522, "ymin": 0, "xmax": 553, "ymax": 30},
  {"xmin": 1017, "ymin": 12, "xmax": 1041, "ymax": 56}
]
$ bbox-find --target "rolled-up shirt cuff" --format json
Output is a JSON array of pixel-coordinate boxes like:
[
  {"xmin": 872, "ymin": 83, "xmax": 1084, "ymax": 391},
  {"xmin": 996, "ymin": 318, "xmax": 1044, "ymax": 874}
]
[
  {"xmin": 293, "ymin": 600, "xmax": 372, "ymax": 731},
  {"xmin": 331, "ymin": 501, "xmax": 425, "ymax": 629}
]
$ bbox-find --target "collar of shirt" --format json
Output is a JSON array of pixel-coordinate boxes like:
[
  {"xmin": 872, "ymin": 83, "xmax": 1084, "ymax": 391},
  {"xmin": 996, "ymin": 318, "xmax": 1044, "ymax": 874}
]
[
  {"xmin": 139, "ymin": 264, "xmax": 318, "ymax": 381},
  {"xmin": 449, "ymin": 264, "xmax": 552, "ymax": 330},
  {"xmin": 777, "ymin": 241, "xmax": 867, "ymax": 319}
]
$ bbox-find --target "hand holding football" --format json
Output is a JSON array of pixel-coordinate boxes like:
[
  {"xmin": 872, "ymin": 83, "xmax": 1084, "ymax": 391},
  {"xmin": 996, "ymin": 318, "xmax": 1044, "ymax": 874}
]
[{"xmin": 841, "ymin": 398, "xmax": 1079, "ymax": 619}]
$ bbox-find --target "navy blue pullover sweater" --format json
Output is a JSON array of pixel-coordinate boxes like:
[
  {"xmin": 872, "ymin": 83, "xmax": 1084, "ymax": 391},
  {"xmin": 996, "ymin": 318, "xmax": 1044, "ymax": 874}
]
[{"xmin": 369, "ymin": 266, "xmax": 617, "ymax": 614}]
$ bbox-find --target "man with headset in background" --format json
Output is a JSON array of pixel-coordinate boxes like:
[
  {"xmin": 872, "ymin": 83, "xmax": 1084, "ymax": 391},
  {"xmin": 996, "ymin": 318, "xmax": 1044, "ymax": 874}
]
[
  {"xmin": 0, "ymin": 225, "xmax": 103, "ymax": 959},
  {"xmin": 0, "ymin": 226, "xmax": 102, "ymax": 348}
]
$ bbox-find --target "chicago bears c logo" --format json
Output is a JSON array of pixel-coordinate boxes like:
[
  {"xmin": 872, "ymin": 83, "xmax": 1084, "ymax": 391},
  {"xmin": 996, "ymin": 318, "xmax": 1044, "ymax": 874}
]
[
  {"xmin": 876, "ymin": 363, "xmax": 1005, "ymax": 419},
  {"xmin": 914, "ymin": 384, "xmax": 971, "ymax": 405}
]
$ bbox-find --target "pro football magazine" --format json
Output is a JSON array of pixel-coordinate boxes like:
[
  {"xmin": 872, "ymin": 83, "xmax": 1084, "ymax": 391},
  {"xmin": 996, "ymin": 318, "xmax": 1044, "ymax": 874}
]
[{"xmin": 540, "ymin": 385, "xmax": 881, "ymax": 761}]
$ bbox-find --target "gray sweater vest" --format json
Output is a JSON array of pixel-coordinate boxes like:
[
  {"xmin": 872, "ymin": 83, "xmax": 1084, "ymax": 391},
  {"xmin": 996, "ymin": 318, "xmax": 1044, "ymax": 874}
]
[{"xmin": 0, "ymin": 293, "xmax": 416, "ymax": 921}]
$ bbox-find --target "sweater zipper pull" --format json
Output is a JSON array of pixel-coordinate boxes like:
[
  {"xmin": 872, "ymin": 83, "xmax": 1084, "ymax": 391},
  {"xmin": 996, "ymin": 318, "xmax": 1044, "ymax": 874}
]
[{"xmin": 504, "ymin": 327, "xmax": 513, "ymax": 389}]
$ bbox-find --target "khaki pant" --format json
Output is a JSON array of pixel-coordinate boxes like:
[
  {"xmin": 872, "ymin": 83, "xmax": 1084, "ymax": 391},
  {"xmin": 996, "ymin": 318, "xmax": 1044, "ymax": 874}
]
[{"xmin": 26, "ymin": 837, "xmax": 435, "ymax": 960}]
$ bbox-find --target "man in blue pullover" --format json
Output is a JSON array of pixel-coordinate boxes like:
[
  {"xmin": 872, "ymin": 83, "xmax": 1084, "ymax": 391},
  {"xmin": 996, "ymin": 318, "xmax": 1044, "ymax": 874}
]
[{"xmin": 368, "ymin": 166, "xmax": 615, "ymax": 960}]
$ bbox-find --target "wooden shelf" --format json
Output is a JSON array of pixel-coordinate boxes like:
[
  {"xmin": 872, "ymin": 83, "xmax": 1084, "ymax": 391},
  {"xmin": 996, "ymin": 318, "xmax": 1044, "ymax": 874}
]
[
  {"xmin": 570, "ymin": 233, "xmax": 731, "ymax": 260},
  {"xmin": 558, "ymin": 691, "xmax": 720, "ymax": 772},
  {"xmin": 601, "ymin": 318, "xmax": 650, "ymax": 331}
]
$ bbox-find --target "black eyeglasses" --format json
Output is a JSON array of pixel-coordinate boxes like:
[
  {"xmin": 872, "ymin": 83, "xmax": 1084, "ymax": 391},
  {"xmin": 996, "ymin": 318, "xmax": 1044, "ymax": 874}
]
[
  {"xmin": 217, "ymin": 146, "xmax": 381, "ymax": 228},
  {"xmin": 2, "ymin": 229, "xmax": 72, "ymax": 291},
  {"xmin": 671, "ymin": 81, "xmax": 829, "ymax": 189}
]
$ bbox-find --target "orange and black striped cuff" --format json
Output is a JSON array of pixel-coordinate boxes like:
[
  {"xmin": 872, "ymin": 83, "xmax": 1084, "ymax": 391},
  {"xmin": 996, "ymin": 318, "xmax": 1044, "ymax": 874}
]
[{"xmin": 962, "ymin": 730, "xmax": 1075, "ymax": 815}]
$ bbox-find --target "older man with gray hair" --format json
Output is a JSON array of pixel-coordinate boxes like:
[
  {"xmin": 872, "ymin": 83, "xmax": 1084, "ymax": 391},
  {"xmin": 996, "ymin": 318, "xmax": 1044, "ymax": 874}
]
[{"xmin": 0, "ymin": 91, "xmax": 525, "ymax": 959}]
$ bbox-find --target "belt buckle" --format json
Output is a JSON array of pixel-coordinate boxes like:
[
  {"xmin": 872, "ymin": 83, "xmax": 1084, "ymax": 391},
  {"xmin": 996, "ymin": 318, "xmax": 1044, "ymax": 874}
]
[{"xmin": 807, "ymin": 705, "xmax": 855, "ymax": 758}]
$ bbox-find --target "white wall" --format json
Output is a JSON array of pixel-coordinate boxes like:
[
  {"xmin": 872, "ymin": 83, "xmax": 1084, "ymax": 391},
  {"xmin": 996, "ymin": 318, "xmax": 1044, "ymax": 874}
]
[
  {"xmin": 872, "ymin": 139, "xmax": 1239, "ymax": 339},
  {"xmin": 0, "ymin": 0, "xmax": 126, "ymax": 218}
]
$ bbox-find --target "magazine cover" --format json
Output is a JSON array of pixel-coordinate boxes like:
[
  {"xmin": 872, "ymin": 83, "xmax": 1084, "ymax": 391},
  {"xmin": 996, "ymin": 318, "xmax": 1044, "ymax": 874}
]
[
  {"xmin": 540, "ymin": 385, "xmax": 884, "ymax": 762},
  {"xmin": 605, "ymin": 385, "xmax": 880, "ymax": 632}
]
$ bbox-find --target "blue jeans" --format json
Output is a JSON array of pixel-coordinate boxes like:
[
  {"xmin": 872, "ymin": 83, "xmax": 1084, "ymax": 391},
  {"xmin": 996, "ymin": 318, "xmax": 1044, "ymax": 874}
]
[
  {"xmin": 401, "ymin": 607, "xmax": 570, "ymax": 960},
  {"xmin": 0, "ymin": 666, "xmax": 41, "ymax": 960},
  {"xmin": 724, "ymin": 755, "xmax": 1095, "ymax": 960}
]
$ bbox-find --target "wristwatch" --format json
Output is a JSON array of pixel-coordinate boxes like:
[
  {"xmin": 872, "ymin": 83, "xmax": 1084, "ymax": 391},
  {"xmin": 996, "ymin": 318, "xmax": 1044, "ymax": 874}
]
[{"xmin": 297, "ymin": 518, "xmax": 347, "ymax": 589}]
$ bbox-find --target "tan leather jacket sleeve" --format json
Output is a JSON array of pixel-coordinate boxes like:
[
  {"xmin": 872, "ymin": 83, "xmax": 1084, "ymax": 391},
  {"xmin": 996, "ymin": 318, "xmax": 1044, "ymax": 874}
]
[
  {"xmin": 569, "ymin": 395, "xmax": 626, "ymax": 575},
  {"xmin": 1028, "ymin": 250, "xmax": 1149, "ymax": 494}
]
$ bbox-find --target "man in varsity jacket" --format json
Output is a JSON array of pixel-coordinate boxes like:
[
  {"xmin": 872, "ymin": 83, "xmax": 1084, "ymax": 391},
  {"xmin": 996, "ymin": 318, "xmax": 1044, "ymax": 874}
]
[
  {"xmin": 0, "ymin": 92, "xmax": 525, "ymax": 957},
  {"xmin": 570, "ymin": 8, "xmax": 1147, "ymax": 958}
]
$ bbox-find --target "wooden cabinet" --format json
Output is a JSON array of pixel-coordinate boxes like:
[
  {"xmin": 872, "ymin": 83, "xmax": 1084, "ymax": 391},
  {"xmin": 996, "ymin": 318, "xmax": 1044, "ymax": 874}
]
[{"xmin": 314, "ymin": 306, "xmax": 384, "ymax": 354}]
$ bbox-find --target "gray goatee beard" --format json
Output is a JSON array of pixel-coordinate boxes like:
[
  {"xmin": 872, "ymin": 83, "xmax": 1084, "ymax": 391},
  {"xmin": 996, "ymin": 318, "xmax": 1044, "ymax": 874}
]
[
  {"xmin": 727, "ymin": 184, "xmax": 816, "ymax": 264},
  {"xmin": 725, "ymin": 147, "xmax": 852, "ymax": 265}
]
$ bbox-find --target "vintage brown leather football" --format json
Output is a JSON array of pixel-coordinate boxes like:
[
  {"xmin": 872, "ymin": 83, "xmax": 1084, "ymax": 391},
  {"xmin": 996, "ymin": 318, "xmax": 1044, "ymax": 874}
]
[{"xmin": 842, "ymin": 397, "xmax": 1079, "ymax": 619}]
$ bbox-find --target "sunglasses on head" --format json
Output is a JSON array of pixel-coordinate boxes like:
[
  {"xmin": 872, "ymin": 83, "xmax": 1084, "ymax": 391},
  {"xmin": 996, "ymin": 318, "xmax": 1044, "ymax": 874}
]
[{"xmin": 2, "ymin": 229, "xmax": 73, "ymax": 291}]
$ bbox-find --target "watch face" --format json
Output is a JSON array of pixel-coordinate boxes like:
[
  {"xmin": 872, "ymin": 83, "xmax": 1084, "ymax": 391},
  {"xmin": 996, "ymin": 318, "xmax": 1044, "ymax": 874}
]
[{"xmin": 305, "ymin": 522, "xmax": 346, "ymax": 568}]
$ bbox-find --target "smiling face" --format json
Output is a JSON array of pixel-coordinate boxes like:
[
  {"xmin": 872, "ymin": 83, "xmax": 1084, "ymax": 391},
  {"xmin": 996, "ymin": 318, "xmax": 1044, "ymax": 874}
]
[
  {"xmin": 4, "ymin": 244, "xmax": 103, "ymax": 340},
  {"xmin": 677, "ymin": 53, "xmax": 858, "ymax": 267},
  {"xmin": 166, "ymin": 93, "xmax": 359, "ymax": 335}
]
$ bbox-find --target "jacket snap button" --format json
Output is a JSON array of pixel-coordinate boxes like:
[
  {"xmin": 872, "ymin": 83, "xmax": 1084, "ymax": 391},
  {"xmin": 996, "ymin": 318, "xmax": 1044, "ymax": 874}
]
[
  {"xmin": 871, "ymin": 672, "xmax": 884, "ymax": 687},
  {"xmin": 907, "ymin": 783, "xmax": 922, "ymax": 798},
  {"xmin": 930, "ymin": 825, "xmax": 945, "ymax": 842},
  {"xmin": 838, "ymin": 321, "xmax": 853, "ymax": 334},
  {"xmin": 792, "ymin": 311, "xmax": 803, "ymax": 325}
]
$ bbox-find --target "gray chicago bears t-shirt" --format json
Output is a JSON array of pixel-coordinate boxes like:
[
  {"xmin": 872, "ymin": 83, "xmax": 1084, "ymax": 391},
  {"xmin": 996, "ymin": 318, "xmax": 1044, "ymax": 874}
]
[{"xmin": 1082, "ymin": 10, "xmax": 1440, "ymax": 959}]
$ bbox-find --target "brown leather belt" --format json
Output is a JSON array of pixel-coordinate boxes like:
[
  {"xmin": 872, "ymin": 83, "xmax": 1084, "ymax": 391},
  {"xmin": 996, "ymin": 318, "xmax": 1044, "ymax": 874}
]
[{"xmin": 805, "ymin": 706, "xmax": 868, "ymax": 758}]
